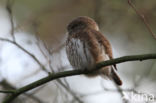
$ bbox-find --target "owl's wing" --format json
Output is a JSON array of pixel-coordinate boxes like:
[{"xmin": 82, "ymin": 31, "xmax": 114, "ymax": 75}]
[
  {"xmin": 70, "ymin": 30, "xmax": 103, "ymax": 60},
  {"xmin": 91, "ymin": 30, "xmax": 117, "ymax": 70},
  {"xmin": 67, "ymin": 30, "xmax": 116, "ymax": 69}
]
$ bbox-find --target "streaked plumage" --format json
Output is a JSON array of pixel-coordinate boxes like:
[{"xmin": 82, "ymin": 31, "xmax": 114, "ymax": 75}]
[{"xmin": 66, "ymin": 16, "xmax": 122, "ymax": 85}]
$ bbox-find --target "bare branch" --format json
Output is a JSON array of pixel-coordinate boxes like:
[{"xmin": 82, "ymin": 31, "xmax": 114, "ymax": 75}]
[
  {"xmin": 114, "ymin": 84, "xmax": 129, "ymax": 103},
  {"xmin": 0, "ymin": 80, "xmax": 44, "ymax": 103},
  {"xmin": 57, "ymin": 79, "xmax": 84, "ymax": 103},
  {"xmin": 2, "ymin": 53, "xmax": 156, "ymax": 103},
  {"xmin": 0, "ymin": 90, "xmax": 15, "ymax": 94},
  {"xmin": 100, "ymin": 81, "xmax": 129, "ymax": 103},
  {"xmin": 6, "ymin": 0, "xmax": 16, "ymax": 41},
  {"xmin": 0, "ymin": 37, "xmax": 49, "ymax": 73},
  {"xmin": 128, "ymin": 0, "xmax": 156, "ymax": 40},
  {"xmin": 34, "ymin": 34, "xmax": 83, "ymax": 103},
  {"xmin": 35, "ymin": 35, "xmax": 54, "ymax": 72}
]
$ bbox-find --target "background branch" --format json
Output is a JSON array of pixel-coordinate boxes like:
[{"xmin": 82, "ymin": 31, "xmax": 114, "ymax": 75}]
[
  {"xmin": 0, "ymin": 80, "xmax": 45, "ymax": 103},
  {"xmin": 34, "ymin": 35, "xmax": 84, "ymax": 103},
  {"xmin": 0, "ymin": 37, "xmax": 49, "ymax": 73},
  {"xmin": 128, "ymin": 0, "xmax": 156, "ymax": 40},
  {"xmin": 6, "ymin": 0, "xmax": 16, "ymax": 41}
]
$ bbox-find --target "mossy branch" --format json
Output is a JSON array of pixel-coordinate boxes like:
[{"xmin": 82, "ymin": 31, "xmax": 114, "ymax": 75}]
[{"xmin": 3, "ymin": 53, "xmax": 156, "ymax": 103}]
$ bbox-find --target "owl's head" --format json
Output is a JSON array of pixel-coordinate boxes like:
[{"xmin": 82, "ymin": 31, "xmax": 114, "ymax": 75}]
[{"xmin": 67, "ymin": 16, "xmax": 99, "ymax": 34}]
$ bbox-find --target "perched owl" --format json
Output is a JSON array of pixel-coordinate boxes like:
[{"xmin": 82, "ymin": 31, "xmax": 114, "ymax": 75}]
[{"xmin": 66, "ymin": 16, "xmax": 122, "ymax": 85}]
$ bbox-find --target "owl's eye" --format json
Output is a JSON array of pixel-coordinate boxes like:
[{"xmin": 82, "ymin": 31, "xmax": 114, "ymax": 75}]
[
  {"xmin": 67, "ymin": 21, "xmax": 86, "ymax": 32},
  {"xmin": 70, "ymin": 23, "xmax": 80, "ymax": 30}
]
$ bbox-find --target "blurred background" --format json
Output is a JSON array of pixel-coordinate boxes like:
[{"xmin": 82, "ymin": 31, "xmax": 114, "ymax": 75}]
[{"xmin": 0, "ymin": 0, "xmax": 156, "ymax": 103}]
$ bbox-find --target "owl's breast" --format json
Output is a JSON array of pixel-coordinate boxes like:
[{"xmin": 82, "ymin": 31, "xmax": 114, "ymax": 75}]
[{"xmin": 66, "ymin": 38, "xmax": 95, "ymax": 70}]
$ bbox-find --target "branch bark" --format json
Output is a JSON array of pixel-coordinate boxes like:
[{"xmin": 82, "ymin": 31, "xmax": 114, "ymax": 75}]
[
  {"xmin": 2, "ymin": 53, "xmax": 156, "ymax": 103},
  {"xmin": 0, "ymin": 90, "xmax": 15, "ymax": 94}
]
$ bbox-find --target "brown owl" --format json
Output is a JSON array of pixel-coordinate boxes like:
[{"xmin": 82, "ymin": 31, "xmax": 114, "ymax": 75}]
[{"xmin": 66, "ymin": 16, "xmax": 122, "ymax": 85}]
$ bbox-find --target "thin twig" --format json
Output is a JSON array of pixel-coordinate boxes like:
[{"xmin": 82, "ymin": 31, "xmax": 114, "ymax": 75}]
[
  {"xmin": 34, "ymin": 27, "xmax": 83, "ymax": 103},
  {"xmin": 34, "ymin": 34, "xmax": 83, "ymax": 103},
  {"xmin": 0, "ymin": 37, "xmax": 48, "ymax": 73},
  {"xmin": 35, "ymin": 35, "xmax": 54, "ymax": 72},
  {"xmin": 0, "ymin": 80, "xmax": 44, "ymax": 103},
  {"xmin": 128, "ymin": 0, "xmax": 156, "ymax": 40},
  {"xmin": 57, "ymin": 79, "xmax": 84, "ymax": 103},
  {"xmin": 100, "ymin": 81, "xmax": 129, "ymax": 103},
  {"xmin": 114, "ymin": 84, "xmax": 129, "ymax": 103},
  {"xmin": 51, "ymin": 43, "xmax": 65, "ymax": 54},
  {"xmin": 6, "ymin": 0, "xmax": 49, "ymax": 73},
  {"xmin": 101, "ymin": 85, "xmax": 156, "ymax": 102},
  {"xmin": 6, "ymin": 0, "xmax": 16, "ymax": 41}
]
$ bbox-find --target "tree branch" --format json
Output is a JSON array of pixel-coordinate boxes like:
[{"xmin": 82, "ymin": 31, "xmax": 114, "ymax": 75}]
[
  {"xmin": 0, "ymin": 90, "xmax": 15, "ymax": 94},
  {"xmin": 0, "ymin": 37, "xmax": 49, "ymax": 73},
  {"xmin": 0, "ymin": 80, "xmax": 45, "ymax": 103},
  {"xmin": 6, "ymin": 0, "xmax": 16, "ymax": 41},
  {"xmin": 2, "ymin": 53, "xmax": 156, "ymax": 103},
  {"xmin": 128, "ymin": 0, "xmax": 156, "ymax": 40}
]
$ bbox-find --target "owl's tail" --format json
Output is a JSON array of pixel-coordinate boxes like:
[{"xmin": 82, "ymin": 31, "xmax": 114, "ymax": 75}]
[
  {"xmin": 110, "ymin": 68, "xmax": 122, "ymax": 85},
  {"xmin": 100, "ymin": 66, "xmax": 122, "ymax": 85}
]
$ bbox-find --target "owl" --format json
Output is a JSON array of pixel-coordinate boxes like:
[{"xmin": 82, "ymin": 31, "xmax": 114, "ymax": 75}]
[{"xmin": 66, "ymin": 16, "xmax": 122, "ymax": 85}]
